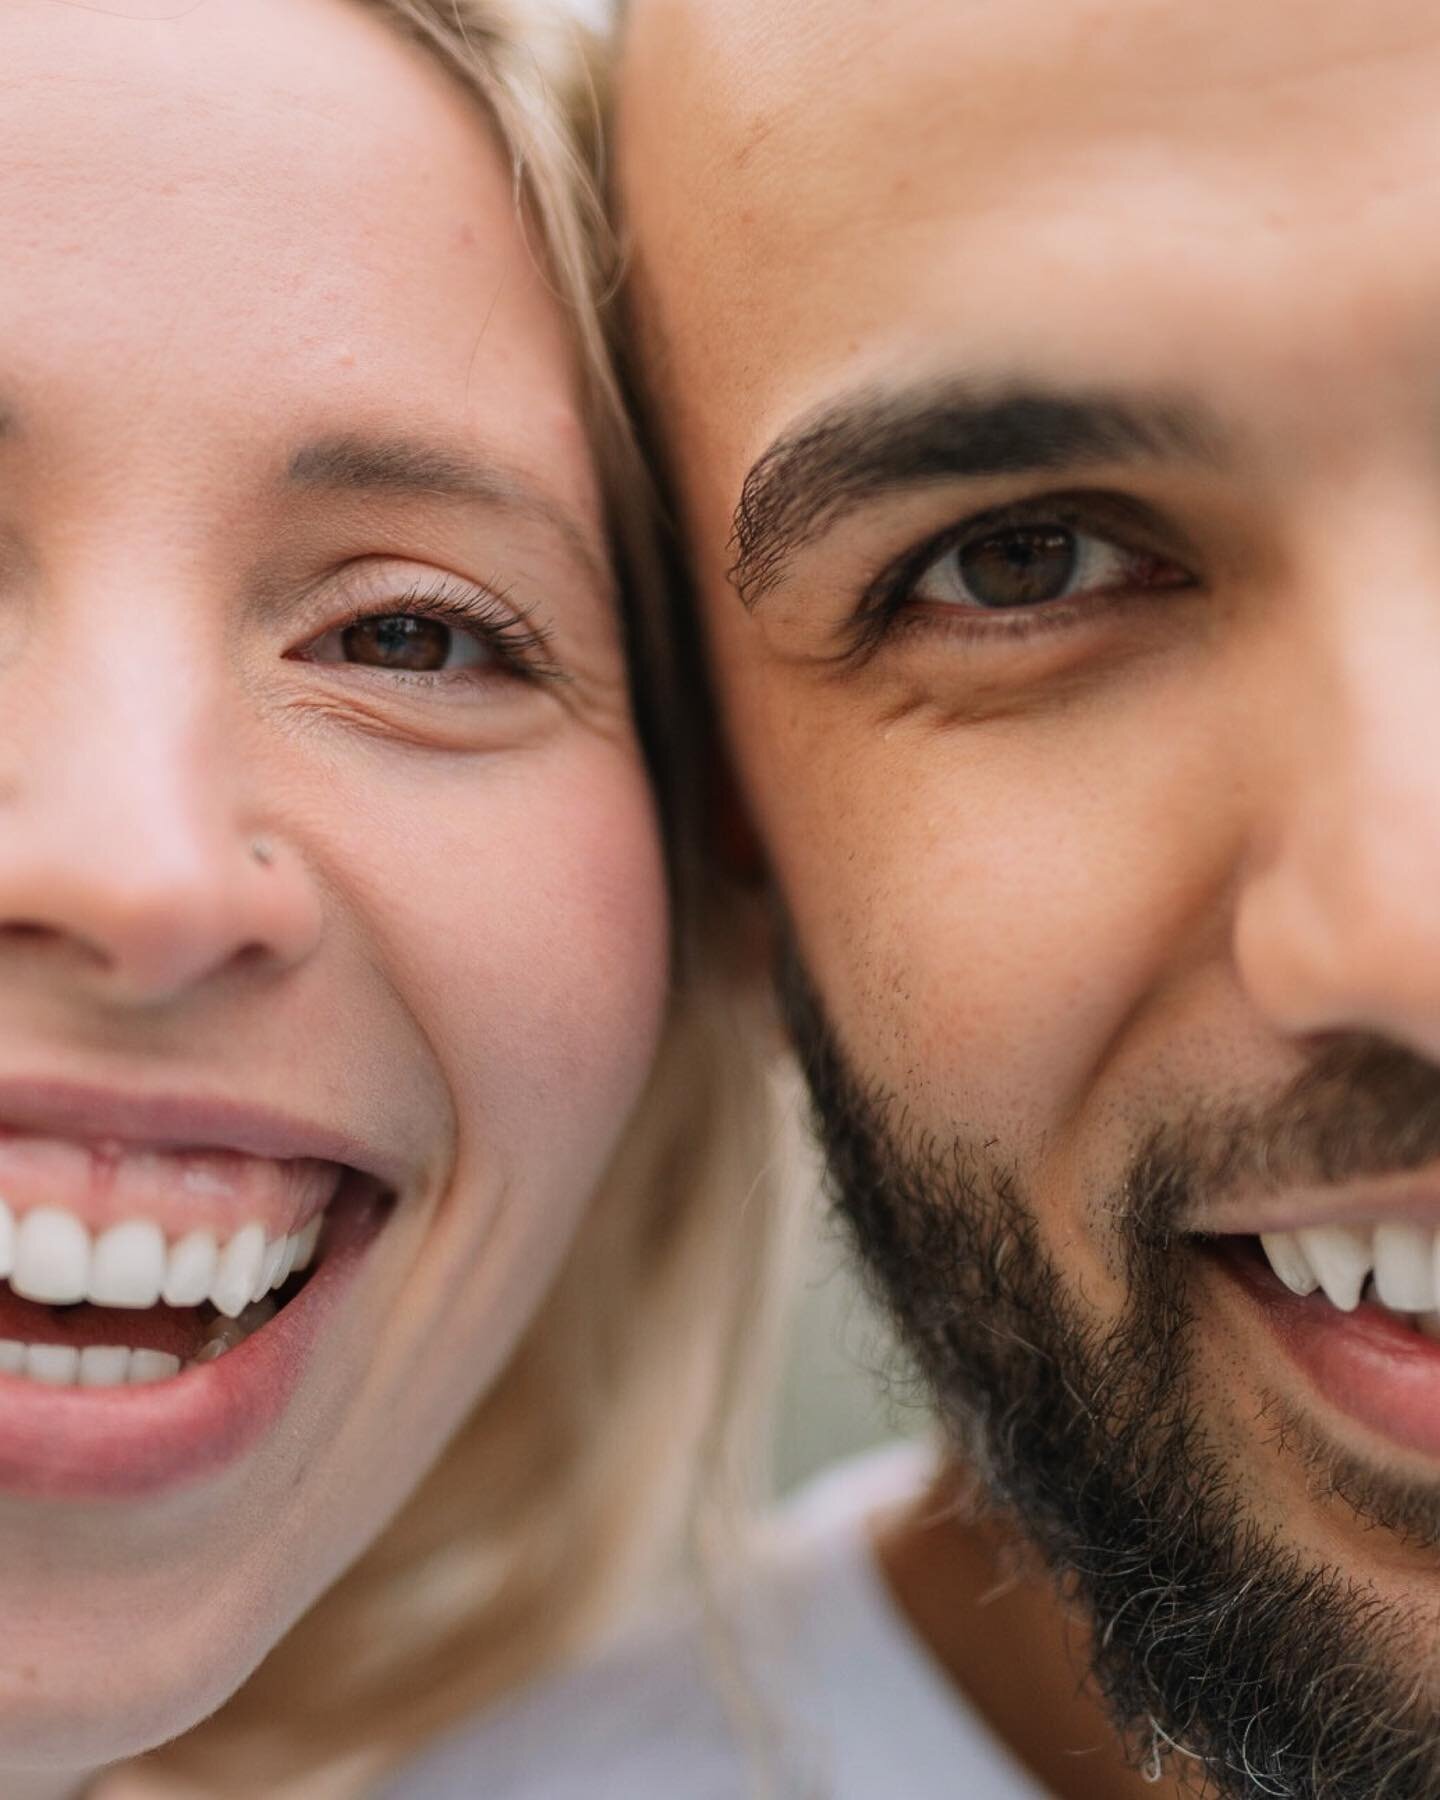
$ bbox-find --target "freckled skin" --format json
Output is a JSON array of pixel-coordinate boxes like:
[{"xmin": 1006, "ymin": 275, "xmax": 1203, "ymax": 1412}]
[
  {"xmin": 0, "ymin": 1, "xmax": 668, "ymax": 1792},
  {"xmin": 622, "ymin": 0, "xmax": 1440, "ymax": 1789}
]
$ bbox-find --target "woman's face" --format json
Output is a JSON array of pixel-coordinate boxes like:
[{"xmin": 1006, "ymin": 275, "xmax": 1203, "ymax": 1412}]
[{"xmin": 0, "ymin": 0, "xmax": 668, "ymax": 1779}]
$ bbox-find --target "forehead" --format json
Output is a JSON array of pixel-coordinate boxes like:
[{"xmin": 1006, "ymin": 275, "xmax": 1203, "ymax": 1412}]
[
  {"xmin": 623, "ymin": 0, "xmax": 1440, "ymax": 493},
  {"xmin": 0, "ymin": 0, "xmax": 584, "ymax": 494}
]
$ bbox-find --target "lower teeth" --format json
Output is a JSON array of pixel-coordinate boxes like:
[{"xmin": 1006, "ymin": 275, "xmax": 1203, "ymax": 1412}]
[
  {"xmin": 0, "ymin": 1295, "xmax": 282, "ymax": 1388},
  {"xmin": 0, "ymin": 1342, "xmax": 182, "ymax": 1387}
]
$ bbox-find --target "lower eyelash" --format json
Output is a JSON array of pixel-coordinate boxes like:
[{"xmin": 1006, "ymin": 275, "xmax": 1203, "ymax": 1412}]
[
  {"xmin": 843, "ymin": 595, "xmax": 1088, "ymax": 661},
  {"xmin": 841, "ymin": 581, "xmax": 1177, "ymax": 666}
]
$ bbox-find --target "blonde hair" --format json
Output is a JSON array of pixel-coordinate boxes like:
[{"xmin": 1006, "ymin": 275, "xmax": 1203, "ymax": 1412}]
[{"xmin": 149, "ymin": 4, "xmax": 782, "ymax": 1790}]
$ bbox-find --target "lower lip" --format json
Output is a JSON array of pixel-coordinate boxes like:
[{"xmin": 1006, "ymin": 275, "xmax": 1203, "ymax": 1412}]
[
  {"xmin": 1213, "ymin": 1239, "xmax": 1440, "ymax": 1461},
  {"xmin": 0, "ymin": 1184, "xmax": 388, "ymax": 1501}
]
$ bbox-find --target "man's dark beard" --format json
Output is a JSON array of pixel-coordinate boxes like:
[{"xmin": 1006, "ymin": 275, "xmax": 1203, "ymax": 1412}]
[{"xmin": 780, "ymin": 953, "xmax": 1440, "ymax": 1798}]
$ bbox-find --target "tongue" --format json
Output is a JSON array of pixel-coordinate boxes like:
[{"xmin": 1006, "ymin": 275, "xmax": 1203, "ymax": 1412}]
[{"xmin": 0, "ymin": 1287, "xmax": 208, "ymax": 1357}]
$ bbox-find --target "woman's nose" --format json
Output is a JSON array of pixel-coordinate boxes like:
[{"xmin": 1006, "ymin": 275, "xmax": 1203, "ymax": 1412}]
[{"xmin": 0, "ymin": 649, "xmax": 324, "ymax": 1011}]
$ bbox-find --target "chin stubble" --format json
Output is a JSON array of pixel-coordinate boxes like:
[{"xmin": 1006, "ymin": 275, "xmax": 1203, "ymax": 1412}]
[{"xmin": 780, "ymin": 951, "xmax": 1440, "ymax": 1799}]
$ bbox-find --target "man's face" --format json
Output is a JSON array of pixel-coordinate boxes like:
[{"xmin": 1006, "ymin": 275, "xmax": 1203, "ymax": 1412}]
[{"xmin": 622, "ymin": 0, "xmax": 1440, "ymax": 1785}]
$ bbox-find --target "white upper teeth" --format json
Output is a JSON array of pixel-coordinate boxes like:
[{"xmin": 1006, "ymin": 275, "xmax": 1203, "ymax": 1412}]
[
  {"xmin": 211, "ymin": 1221, "xmax": 266, "ymax": 1320},
  {"xmin": 162, "ymin": 1229, "xmax": 219, "ymax": 1307},
  {"xmin": 1372, "ymin": 1221, "xmax": 1436, "ymax": 1313},
  {"xmin": 1258, "ymin": 1231, "xmax": 1321, "ymax": 1298},
  {"xmin": 0, "ymin": 1202, "xmax": 322, "ymax": 1319},
  {"xmin": 1260, "ymin": 1223, "xmax": 1440, "ymax": 1315},
  {"xmin": 89, "ymin": 1220, "xmax": 166, "ymax": 1309},
  {"xmin": 1295, "ymin": 1225, "xmax": 1372, "ymax": 1312}
]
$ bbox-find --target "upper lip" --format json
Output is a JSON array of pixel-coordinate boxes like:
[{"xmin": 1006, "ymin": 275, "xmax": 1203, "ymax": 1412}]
[
  {"xmin": 1191, "ymin": 1166, "xmax": 1440, "ymax": 1238},
  {"xmin": 0, "ymin": 1077, "xmax": 403, "ymax": 1188}
]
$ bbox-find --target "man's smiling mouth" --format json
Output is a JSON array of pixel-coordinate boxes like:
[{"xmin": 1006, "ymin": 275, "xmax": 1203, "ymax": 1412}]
[
  {"xmin": 1206, "ymin": 1213, "xmax": 1440, "ymax": 1464},
  {"xmin": 1256, "ymin": 1223, "xmax": 1440, "ymax": 1331}
]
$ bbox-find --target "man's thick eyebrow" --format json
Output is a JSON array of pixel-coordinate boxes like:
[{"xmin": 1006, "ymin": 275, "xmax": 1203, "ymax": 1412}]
[
  {"xmin": 728, "ymin": 382, "xmax": 1229, "ymax": 607},
  {"xmin": 286, "ymin": 434, "xmax": 608, "ymax": 588}
]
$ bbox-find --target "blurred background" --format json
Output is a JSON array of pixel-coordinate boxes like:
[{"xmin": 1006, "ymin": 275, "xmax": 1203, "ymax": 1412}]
[{"xmin": 765, "ymin": 1080, "xmax": 925, "ymax": 1498}]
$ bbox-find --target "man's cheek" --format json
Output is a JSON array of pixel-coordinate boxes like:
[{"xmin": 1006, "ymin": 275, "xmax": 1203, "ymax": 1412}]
[
  {"xmin": 783, "ymin": 762, "xmax": 1221, "ymax": 1153},
  {"xmin": 777, "ymin": 829, "xmax": 1115, "ymax": 1145}
]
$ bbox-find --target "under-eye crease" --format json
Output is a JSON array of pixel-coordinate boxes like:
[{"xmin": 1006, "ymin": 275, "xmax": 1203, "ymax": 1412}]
[
  {"xmin": 296, "ymin": 574, "xmax": 563, "ymax": 688},
  {"xmin": 842, "ymin": 489, "xmax": 1198, "ymax": 662}
]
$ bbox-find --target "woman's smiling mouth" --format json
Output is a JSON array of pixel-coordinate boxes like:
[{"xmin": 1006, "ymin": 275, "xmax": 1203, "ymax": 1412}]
[
  {"xmin": 0, "ymin": 1142, "xmax": 335, "ymax": 1383},
  {"xmin": 0, "ymin": 1086, "xmax": 396, "ymax": 1498}
]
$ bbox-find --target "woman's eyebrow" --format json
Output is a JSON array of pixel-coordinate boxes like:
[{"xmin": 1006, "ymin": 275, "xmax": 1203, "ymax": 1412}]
[
  {"xmin": 287, "ymin": 434, "xmax": 520, "ymax": 502},
  {"xmin": 286, "ymin": 432, "xmax": 610, "ymax": 589},
  {"xmin": 727, "ymin": 379, "xmax": 1231, "ymax": 608}
]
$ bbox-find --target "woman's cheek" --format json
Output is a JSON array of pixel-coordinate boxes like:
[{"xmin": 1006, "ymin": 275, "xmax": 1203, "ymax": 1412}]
[{"xmin": 383, "ymin": 739, "xmax": 671, "ymax": 1190}]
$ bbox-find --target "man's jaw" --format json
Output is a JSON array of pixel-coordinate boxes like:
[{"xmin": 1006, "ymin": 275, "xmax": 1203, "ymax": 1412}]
[{"xmin": 781, "ymin": 948, "xmax": 1440, "ymax": 1791}]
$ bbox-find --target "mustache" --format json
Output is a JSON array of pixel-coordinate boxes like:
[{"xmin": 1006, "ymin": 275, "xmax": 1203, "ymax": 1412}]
[
  {"xmin": 775, "ymin": 912, "xmax": 1440, "ymax": 1237},
  {"xmin": 1135, "ymin": 1034, "xmax": 1440, "ymax": 1238}
]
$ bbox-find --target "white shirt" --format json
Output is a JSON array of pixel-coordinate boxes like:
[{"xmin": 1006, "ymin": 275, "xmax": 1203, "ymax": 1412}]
[{"xmin": 383, "ymin": 1443, "xmax": 1046, "ymax": 1799}]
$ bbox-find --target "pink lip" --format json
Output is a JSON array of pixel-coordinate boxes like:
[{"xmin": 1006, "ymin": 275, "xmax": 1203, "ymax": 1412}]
[
  {"xmin": 0, "ymin": 1077, "xmax": 405, "ymax": 1189},
  {"xmin": 1213, "ymin": 1240, "xmax": 1440, "ymax": 1462},
  {"xmin": 0, "ymin": 1183, "xmax": 388, "ymax": 1500}
]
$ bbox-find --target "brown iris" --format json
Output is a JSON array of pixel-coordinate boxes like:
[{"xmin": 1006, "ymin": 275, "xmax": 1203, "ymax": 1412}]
[
  {"xmin": 342, "ymin": 615, "xmax": 452, "ymax": 672},
  {"xmin": 958, "ymin": 525, "xmax": 1077, "ymax": 609}
]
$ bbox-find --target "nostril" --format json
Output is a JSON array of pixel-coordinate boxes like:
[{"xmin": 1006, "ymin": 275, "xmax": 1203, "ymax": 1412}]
[
  {"xmin": 0, "ymin": 921, "xmax": 112, "ymax": 974},
  {"xmin": 1, "ymin": 921, "xmax": 85, "ymax": 953}
]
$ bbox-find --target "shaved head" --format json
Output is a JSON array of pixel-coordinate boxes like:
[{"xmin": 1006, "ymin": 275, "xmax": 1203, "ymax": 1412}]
[{"xmin": 620, "ymin": 0, "xmax": 1440, "ymax": 560}]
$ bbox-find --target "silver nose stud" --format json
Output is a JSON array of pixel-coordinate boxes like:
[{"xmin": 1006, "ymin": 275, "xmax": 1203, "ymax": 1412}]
[{"xmin": 250, "ymin": 839, "xmax": 276, "ymax": 868}]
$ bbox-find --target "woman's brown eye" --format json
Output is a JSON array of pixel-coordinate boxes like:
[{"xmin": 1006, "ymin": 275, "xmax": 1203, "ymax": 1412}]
[
  {"xmin": 957, "ymin": 526, "xmax": 1077, "ymax": 609},
  {"xmin": 341, "ymin": 615, "xmax": 457, "ymax": 672}
]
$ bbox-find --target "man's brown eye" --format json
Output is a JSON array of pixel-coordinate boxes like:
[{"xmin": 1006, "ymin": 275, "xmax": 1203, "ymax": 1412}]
[
  {"xmin": 341, "ymin": 615, "xmax": 457, "ymax": 672},
  {"xmin": 908, "ymin": 516, "xmax": 1190, "ymax": 618},
  {"xmin": 957, "ymin": 526, "xmax": 1077, "ymax": 609}
]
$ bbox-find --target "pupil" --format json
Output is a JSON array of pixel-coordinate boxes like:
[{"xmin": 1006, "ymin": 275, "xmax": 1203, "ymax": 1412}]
[
  {"xmin": 342, "ymin": 615, "xmax": 451, "ymax": 672},
  {"xmin": 959, "ymin": 526, "xmax": 1077, "ymax": 608}
]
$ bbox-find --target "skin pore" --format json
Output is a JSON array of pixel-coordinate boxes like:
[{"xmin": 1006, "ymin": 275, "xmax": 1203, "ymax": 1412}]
[
  {"xmin": 0, "ymin": 3, "xmax": 666, "ymax": 1797},
  {"xmin": 619, "ymin": 0, "xmax": 1440, "ymax": 1792}
]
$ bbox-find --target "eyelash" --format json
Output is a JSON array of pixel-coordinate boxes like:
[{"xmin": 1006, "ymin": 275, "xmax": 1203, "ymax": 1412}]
[
  {"xmin": 845, "ymin": 494, "xmax": 1197, "ymax": 660},
  {"xmin": 323, "ymin": 580, "xmax": 562, "ymax": 684}
]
